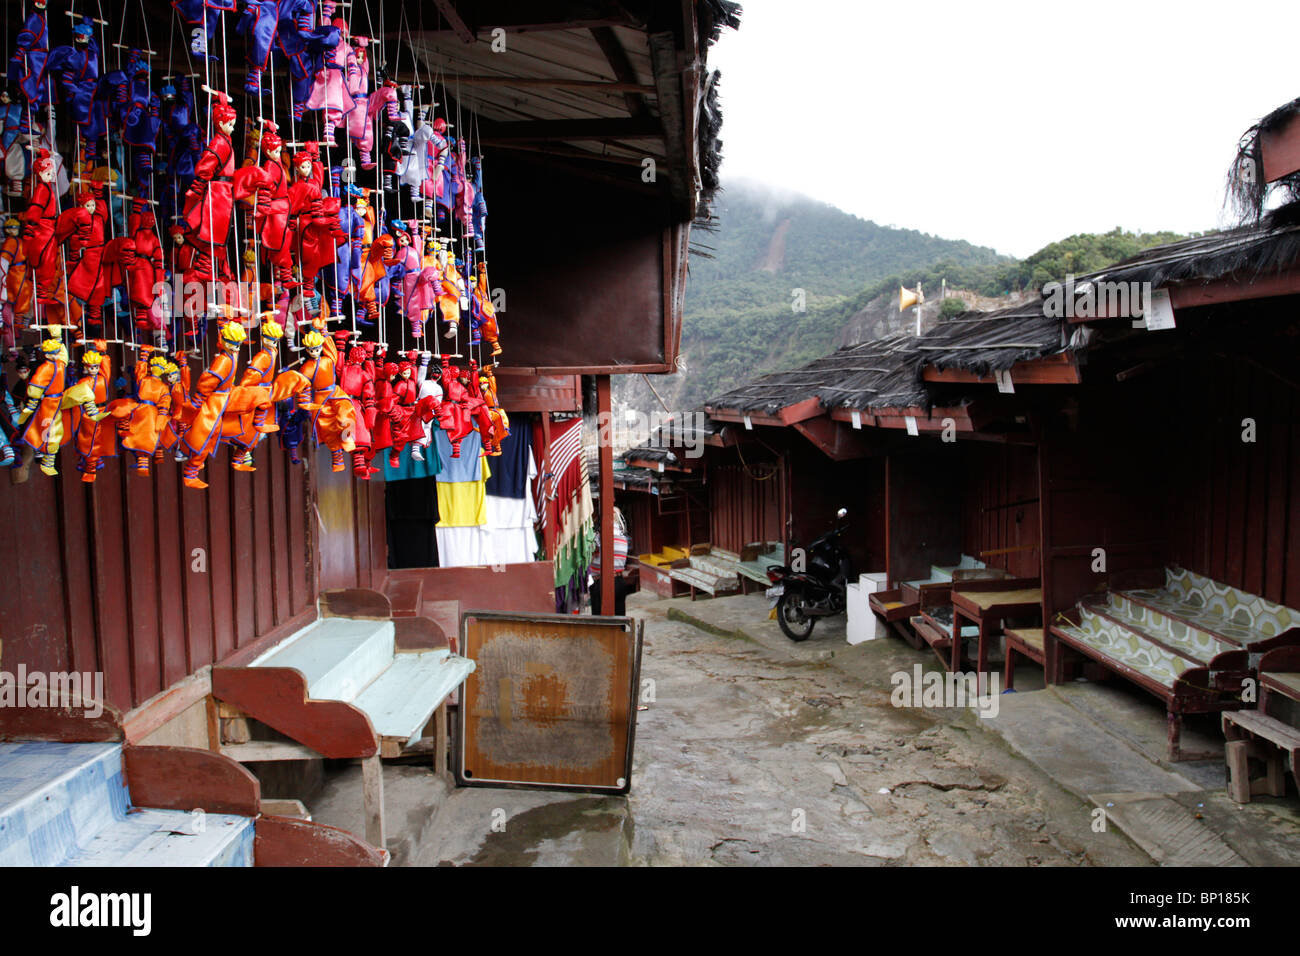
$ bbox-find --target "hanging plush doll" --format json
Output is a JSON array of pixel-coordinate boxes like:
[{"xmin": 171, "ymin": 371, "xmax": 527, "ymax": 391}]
[
  {"xmin": 366, "ymin": 75, "xmax": 405, "ymax": 193},
  {"xmin": 8, "ymin": 0, "xmax": 50, "ymax": 109},
  {"xmin": 181, "ymin": 90, "xmax": 237, "ymax": 274},
  {"xmin": 179, "ymin": 320, "xmax": 245, "ymax": 489},
  {"xmin": 426, "ymin": 117, "xmax": 451, "ymax": 228},
  {"xmin": 160, "ymin": 78, "xmax": 202, "ymax": 228},
  {"xmin": 45, "ymin": 19, "xmax": 101, "ymax": 173},
  {"xmin": 232, "ymin": 121, "xmax": 291, "ymax": 290},
  {"xmin": 220, "ymin": 318, "xmax": 281, "ymax": 472},
  {"xmin": 107, "ymin": 348, "xmax": 172, "ymax": 474},
  {"xmin": 436, "ymin": 245, "xmax": 465, "ymax": 340},
  {"xmin": 15, "ymin": 336, "xmax": 75, "ymax": 476},
  {"xmin": 1, "ymin": 215, "xmax": 33, "ymax": 330},
  {"xmin": 334, "ymin": 333, "xmax": 376, "ymax": 477},
  {"xmin": 55, "ymin": 182, "xmax": 111, "ymax": 332},
  {"xmin": 298, "ymin": 321, "xmax": 355, "ymax": 472},
  {"xmin": 387, "ymin": 220, "xmax": 426, "ymax": 338},
  {"xmin": 328, "ymin": 162, "xmax": 366, "ymax": 317},
  {"xmin": 345, "ymin": 35, "xmax": 373, "ymax": 165},
  {"xmin": 236, "ymin": 0, "xmax": 280, "ymax": 97},
  {"xmin": 1, "ymin": 86, "xmax": 32, "ymax": 198},
  {"xmin": 478, "ymin": 363, "xmax": 509, "ymax": 454},
  {"xmin": 286, "ymin": 142, "xmax": 345, "ymax": 291},
  {"xmin": 398, "ymin": 92, "xmax": 433, "ymax": 207},
  {"xmin": 121, "ymin": 54, "xmax": 161, "ymax": 196},
  {"xmin": 382, "ymin": 355, "xmax": 421, "ymax": 468},
  {"xmin": 368, "ymin": 359, "xmax": 397, "ymax": 465},
  {"xmin": 305, "ymin": 9, "xmax": 356, "ymax": 144},
  {"xmin": 469, "ymin": 156, "xmax": 487, "ymax": 252},
  {"xmin": 273, "ymin": 1, "xmax": 339, "ymax": 121},
  {"xmin": 469, "ymin": 260, "xmax": 501, "ymax": 357},
  {"xmin": 70, "ymin": 342, "xmax": 116, "ymax": 482},
  {"xmin": 23, "ymin": 150, "xmax": 63, "ymax": 328},
  {"xmin": 436, "ymin": 355, "xmax": 474, "ymax": 458},
  {"xmin": 167, "ymin": 223, "xmax": 202, "ymax": 347},
  {"xmin": 357, "ymin": 212, "xmax": 397, "ymax": 328},
  {"xmin": 172, "ymin": 0, "xmax": 235, "ymax": 60},
  {"xmin": 119, "ymin": 202, "xmax": 166, "ymax": 337},
  {"xmin": 461, "ymin": 360, "xmax": 500, "ymax": 456}
]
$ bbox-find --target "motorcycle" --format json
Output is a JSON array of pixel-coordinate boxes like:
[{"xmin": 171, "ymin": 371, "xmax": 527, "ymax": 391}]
[{"xmin": 765, "ymin": 507, "xmax": 852, "ymax": 642}]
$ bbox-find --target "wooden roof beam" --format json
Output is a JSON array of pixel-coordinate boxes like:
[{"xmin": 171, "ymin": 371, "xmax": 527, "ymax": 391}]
[
  {"xmin": 416, "ymin": 0, "xmax": 645, "ymax": 35},
  {"xmin": 921, "ymin": 353, "xmax": 1081, "ymax": 386},
  {"xmin": 438, "ymin": 75, "xmax": 655, "ymax": 93},
  {"xmin": 431, "ymin": 0, "xmax": 476, "ymax": 43},
  {"xmin": 478, "ymin": 116, "xmax": 663, "ymax": 141},
  {"xmin": 590, "ymin": 26, "xmax": 650, "ymax": 118}
]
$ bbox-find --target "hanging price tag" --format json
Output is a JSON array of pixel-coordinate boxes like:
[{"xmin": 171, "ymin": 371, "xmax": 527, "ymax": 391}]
[
  {"xmin": 1143, "ymin": 288, "xmax": 1176, "ymax": 330},
  {"xmin": 743, "ymin": 415, "xmax": 753, "ymax": 430},
  {"xmin": 995, "ymin": 369, "xmax": 1014, "ymax": 393},
  {"xmin": 905, "ymin": 415, "xmax": 919, "ymax": 436},
  {"xmin": 851, "ymin": 410, "xmax": 862, "ymax": 429}
]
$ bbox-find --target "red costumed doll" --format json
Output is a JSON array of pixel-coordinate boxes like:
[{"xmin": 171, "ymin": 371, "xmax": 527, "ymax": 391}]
[
  {"xmin": 181, "ymin": 91, "xmax": 237, "ymax": 275},
  {"xmin": 286, "ymin": 143, "xmax": 345, "ymax": 290},
  {"xmin": 55, "ymin": 184, "xmax": 111, "ymax": 331},
  {"xmin": 383, "ymin": 355, "xmax": 420, "ymax": 467},
  {"xmin": 232, "ymin": 122, "xmax": 291, "ymax": 289},
  {"xmin": 24, "ymin": 150, "xmax": 64, "ymax": 327},
  {"xmin": 123, "ymin": 203, "xmax": 167, "ymax": 338},
  {"xmin": 334, "ymin": 331, "xmax": 377, "ymax": 478},
  {"xmin": 436, "ymin": 355, "xmax": 474, "ymax": 458}
]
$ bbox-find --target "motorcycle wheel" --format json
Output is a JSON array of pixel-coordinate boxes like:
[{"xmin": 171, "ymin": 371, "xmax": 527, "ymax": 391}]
[{"xmin": 777, "ymin": 592, "xmax": 815, "ymax": 642}]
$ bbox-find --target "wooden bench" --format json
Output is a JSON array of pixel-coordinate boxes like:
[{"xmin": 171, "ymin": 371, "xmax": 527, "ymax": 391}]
[
  {"xmin": 1048, "ymin": 606, "xmax": 1236, "ymax": 761},
  {"xmin": 951, "ymin": 576, "xmax": 1041, "ymax": 678},
  {"xmin": 213, "ymin": 595, "xmax": 475, "ymax": 849},
  {"xmin": 736, "ymin": 543, "xmax": 785, "ymax": 593},
  {"xmin": 1222, "ymin": 711, "xmax": 1299, "ymax": 802},
  {"xmin": 1003, "ymin": 626, "xmax": 1046, "ymax": 690},
  {"xmin": 665, "ymin": 546, "xmax": 742, "ymax": 599}
]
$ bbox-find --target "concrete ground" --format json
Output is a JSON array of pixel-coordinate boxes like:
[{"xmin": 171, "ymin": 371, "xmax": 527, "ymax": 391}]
[{"xmin": 306, "ymin": 590, "xmax": 1300, "ymax": 866}]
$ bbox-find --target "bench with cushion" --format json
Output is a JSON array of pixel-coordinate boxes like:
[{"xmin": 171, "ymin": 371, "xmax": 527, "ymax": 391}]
[{"xmin": 213, "ymin": 604, "xmax": 475, "ymax": 849}]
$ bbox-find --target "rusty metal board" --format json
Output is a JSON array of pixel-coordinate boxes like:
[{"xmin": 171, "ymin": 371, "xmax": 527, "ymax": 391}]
[{"xmin": 455, "ymin": 611, "xmax": 643, "ymax": 793}]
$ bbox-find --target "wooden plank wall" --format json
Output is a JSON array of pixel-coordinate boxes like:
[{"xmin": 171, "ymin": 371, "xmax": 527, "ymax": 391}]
[
  {"xmin": 314, "ymin": 446, "xmax": 386, "ymax": 593},
  {"xmin": 1168, "ymin": 353, "xmax": 1300, "ymax": 608},
  {"xmin": 0, "ymin": 443, "xmax": 317, "ymax": 714},
  {"xmin": 961, "ymin": 442, "xmax": 1042, "ymax": 579}
]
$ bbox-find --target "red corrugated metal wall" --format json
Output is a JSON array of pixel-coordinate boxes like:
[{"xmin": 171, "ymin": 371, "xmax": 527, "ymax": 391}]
[{"xmin": 0, "ymin": 443, "xmax": 316, "ymax": 713}]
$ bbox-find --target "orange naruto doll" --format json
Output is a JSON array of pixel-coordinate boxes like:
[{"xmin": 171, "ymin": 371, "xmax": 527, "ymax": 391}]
[
  {"xmin": 221, "ymin": 317, "xmax": 282, "ymax": 472},
  {"xmin": 108, "ymin": 349, "xmax": 174, "ymax": 474},
  {"xmin": 70, "ymin": 342, "xmax": 117, "ymax": 482},
  {"xmin": 299, "ymin": 321, "xmax": 356, "ymax": 472},
  {"xmin": 16, "ymin": 335, "xmax": 106, "ymax": 476},
  {"xmin": 180, "ymin": 321, "xmax": 246, "ymax": 489}
]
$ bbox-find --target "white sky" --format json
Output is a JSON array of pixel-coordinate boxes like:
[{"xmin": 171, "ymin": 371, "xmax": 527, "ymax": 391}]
[{"xmin": 708, "ymin": 0, "xmax": 1300, "ymax": 258}]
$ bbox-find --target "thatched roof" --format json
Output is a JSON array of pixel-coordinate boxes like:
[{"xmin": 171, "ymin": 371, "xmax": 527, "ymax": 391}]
[
  {"xmin": 705, "ymin": 300, "xmax": 1068, "ymax": 416},
  {"xmin": 1079, "ymin": 211, "xmax": 1300, "ymax": 290}
]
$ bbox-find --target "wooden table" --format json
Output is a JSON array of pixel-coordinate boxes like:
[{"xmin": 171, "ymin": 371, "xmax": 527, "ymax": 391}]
[{"xmin": 950, "ymin": 579, "xmax": 1042, "ymax": 688}]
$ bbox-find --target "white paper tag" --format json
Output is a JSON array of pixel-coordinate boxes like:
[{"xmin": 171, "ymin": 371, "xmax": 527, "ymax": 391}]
[
  {"xmin": 743, "ymin": 415, "xmax": 753, "ymax": 430},
  {"xmin": 657, "ymin": 462, "xmax": 664, "ymax": 472},
  {"xmin": 995, "ymin": 369, "xmax": 1014, "ymax": 393},
  {"xmin": 851, "ymin": 410, "xmax": 862, "ymax": 429},
  {"xmin": 1144, "ymin": 288, "xmax": 1176, "ymax": 330},
  {"xmin": 905, "ymin": 415, "xmax": 919, "ymax": 436}
]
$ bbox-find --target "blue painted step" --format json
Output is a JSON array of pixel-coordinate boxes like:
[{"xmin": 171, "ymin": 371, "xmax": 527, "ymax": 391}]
[{"xmin": 0, "ymin": 742, "xmax": 253, "ymax": 867}]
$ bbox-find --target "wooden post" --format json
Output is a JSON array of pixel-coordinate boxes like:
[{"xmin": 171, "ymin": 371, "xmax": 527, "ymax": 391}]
[
  {"xmin": 433, "ymin": 701, "xmax": 449, "ymax": 782},
  {"xmin": 598, "ymin": 376, "xmax": 615, "ymax": 616},
  {"xmin": 361, "ymin": 754, "xmax": 385, "ymax": 850},
  {"xmin": 541, "ymin": 412, "xmax": 556, "ymax": 561}
]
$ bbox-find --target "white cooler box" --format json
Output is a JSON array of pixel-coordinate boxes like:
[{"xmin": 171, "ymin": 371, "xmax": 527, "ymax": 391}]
[{"xmin": 846, "ymin": 572, "xmax": 889, "ymax": 645}]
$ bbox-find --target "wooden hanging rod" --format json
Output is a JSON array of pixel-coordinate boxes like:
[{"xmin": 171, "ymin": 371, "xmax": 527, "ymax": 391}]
[{"xmin": 438, "ymin": 75, "xmax": 654, "ymax": 93}]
